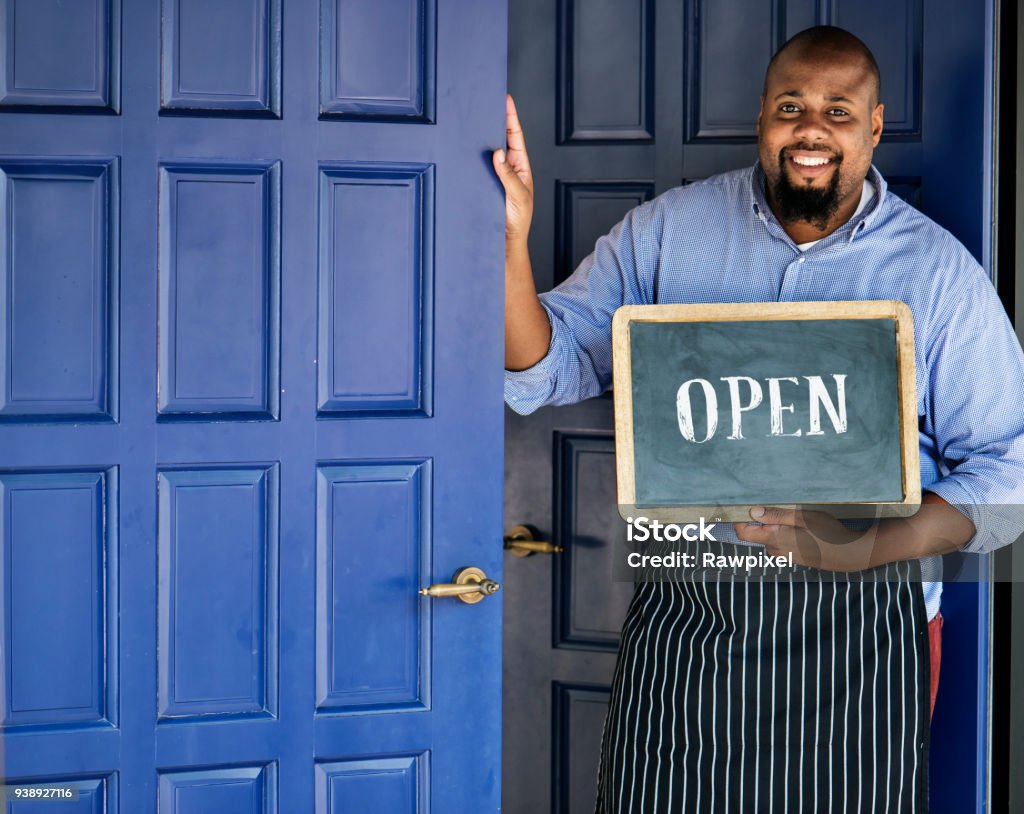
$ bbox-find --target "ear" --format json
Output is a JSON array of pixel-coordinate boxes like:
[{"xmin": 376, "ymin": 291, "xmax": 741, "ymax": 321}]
[
  {"xmin": 871, "ymin": 103, "xmax": 884, "ymax": 147},
  {"xmin": 757, "ymin": 95, "xmax": 765, "ymax": 130}
]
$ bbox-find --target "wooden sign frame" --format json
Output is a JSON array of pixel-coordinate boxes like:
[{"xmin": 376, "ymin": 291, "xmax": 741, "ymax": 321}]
[{"xmin": 611, "ymin": 301, "xmax": 921, "ymax": 522}]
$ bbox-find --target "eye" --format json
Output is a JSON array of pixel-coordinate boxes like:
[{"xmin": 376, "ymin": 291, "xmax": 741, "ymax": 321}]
[
  {"xmin": 778, "ymin": 103, "xmax": 800, "ymax": 114},
  {"xmin": 827, "ymin": 108, "xmax": 850, "ymax": 117}
]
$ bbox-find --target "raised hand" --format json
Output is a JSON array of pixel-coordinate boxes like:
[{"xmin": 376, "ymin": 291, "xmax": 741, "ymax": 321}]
[{"xmin": 492, "ymin": 94, "xmax": 534, "ymax": 244}]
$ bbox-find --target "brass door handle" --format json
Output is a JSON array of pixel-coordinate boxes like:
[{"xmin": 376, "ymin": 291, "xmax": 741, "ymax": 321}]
[
  {"xmin": 419, "ymin": 567, "xmax": 500, "ymax": 604},
  {"xmin": 503, "ymin": 524, "xmax": 563, "ymax": 557}
]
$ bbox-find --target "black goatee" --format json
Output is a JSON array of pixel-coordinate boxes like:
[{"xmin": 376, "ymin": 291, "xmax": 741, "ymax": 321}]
[{"xmin": 771, "ymin": 151, "xmax": 842, "ymax": 232}]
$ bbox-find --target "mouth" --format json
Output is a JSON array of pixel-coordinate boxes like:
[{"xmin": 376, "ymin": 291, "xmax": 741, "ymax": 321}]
[{"xmin": 783, "ymin": 150, "xmax": 839, "ymax": 180}]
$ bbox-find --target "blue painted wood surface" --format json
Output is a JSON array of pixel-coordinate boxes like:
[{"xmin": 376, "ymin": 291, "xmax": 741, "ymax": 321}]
[{"xmin": 0, "ymin": 0, "xmax": 507, "ymax": 810}]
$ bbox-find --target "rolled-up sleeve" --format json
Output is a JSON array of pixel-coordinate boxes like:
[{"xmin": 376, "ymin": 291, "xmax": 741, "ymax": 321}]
[
  {"xmin": 503, "ymin": 302, "xmax": 564, "ymax": 414},
  {"xmin": 922, "ymin": 250, "xmax": 1024, "ymax": 553},
  {"xmin": 504, "ymin": 198, "xmax": 661, "ymax": 415}
]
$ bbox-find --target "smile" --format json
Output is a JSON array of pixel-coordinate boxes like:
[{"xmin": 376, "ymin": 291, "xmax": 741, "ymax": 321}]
[{"xmin": 790, "ymin": 155, "xmax": 832, "ymax": 166}]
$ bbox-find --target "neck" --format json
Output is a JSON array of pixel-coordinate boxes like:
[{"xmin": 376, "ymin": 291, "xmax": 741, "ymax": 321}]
[{"xmin": 766, "ymin": 183, "xmax": 864, "ymax": 244}]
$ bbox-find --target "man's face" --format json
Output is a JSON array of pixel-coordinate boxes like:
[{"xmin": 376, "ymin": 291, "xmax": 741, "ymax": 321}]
[{"xmin": 757, "ymin": 48, "xmax": 883, "ymax": 230}]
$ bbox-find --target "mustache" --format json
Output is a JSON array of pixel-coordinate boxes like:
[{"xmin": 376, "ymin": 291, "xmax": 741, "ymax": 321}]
[{"xmin": 780, "ymin": 144, "xmax": 842, "ymax": 161}]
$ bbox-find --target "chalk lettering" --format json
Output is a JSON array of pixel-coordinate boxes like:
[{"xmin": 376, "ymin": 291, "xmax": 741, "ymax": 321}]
[
  {"xmin": 721, "ymin": 376, "xmax": 763, "ymax": 440},
  {"xmin": 674, "ymin": 373, "xmax": 850, "ymax": 442},
  {"xmin": 767, "ymin": 377, "xmax": 802, "ymax": 437},
  {"xmin": 676, "ymin": 379, "xmax": 718, "ymax": 443},
  {"xmin": 805, "ymin": 374, "xmax": 848, "ymax": 435}
]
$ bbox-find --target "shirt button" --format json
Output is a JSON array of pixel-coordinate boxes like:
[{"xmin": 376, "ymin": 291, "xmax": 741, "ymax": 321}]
[{"xmin": 798, "ymin": 256, "xmax": 806, "ymax": 263}]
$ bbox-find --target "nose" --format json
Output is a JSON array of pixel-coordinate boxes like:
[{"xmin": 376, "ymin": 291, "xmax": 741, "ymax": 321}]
[{"xmin": 792, "ymin": 109, "xmax": 831, "ymax": 142}]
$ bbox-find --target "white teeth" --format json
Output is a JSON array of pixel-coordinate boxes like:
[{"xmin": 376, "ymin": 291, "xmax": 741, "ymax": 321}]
[{"xmin": 792, "ymin": 155, "xmax": 830, "ymax": 166}]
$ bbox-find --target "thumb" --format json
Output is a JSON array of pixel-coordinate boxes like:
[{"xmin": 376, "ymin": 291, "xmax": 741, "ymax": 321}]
[
  {"xmin": 492, "ymin": 149, "xmax": 517, "ymax": 186},
  {"xmin": 492, "ymin": 148, "xmax": 507, "ymax": 171}
]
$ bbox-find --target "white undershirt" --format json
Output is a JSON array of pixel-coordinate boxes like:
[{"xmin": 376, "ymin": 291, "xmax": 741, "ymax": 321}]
[{"xmin": 795, "ymin": 180, "xmax": 874, "ymax": 252}]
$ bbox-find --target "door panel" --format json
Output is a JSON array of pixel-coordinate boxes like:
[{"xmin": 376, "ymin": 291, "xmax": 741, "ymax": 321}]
[
  {"xmin": 0, "ymin": 0, "xmax": 120, "ymax": 112},
  {"xmin": 157, "ymin": 466, "xmax": 278, "ymax": 720},
  {"xmin": 317, "ymin": 164, "xmax": 433, "ymax": 417},
  {"xmin": 505, "ymin": 1, "xmax": 993, "ymax": 812},
  {"xmin": 552, "ymin": 433, "xmax": 632, "ymax": 653},
  {"xmin": 319, "ymin": 0, "xmax": 435, "ymax": 122},
  {"xmin": 554, "ymin": 182, "xmax": 654, "ymax": 287},
  {"xmin": 158, "ymin": 162, "xmax": 280, "ymax": 418},
  {"xmin": 0, "ymin": 159, "xmax": 118, "ymax": 421},
  {"xmin": 2, "ymin": 471, "xmax": 115, "ymax": 727},
  {"xmin": 315, "ymin": 462, "xmax": 430, "ymax": 714},
  {"xmin": 160, "ymin": 0, "xmax": 279, "ymax": 116},
  {"xmin": 557, "ymin": 0, "xmax": 655, "ymax": 144},
  {"xmin": 0, "ymin": 1, "xmax": 507, "ymax": 810},
  {"xmin": 552, "ymin": 682, "xmax": 610, "ymax": 814}
]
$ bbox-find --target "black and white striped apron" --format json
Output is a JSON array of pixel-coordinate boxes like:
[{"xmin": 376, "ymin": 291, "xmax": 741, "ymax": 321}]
[{"xmin": 595, "ymin": 543, "xmax": 931, "ymax": 813}]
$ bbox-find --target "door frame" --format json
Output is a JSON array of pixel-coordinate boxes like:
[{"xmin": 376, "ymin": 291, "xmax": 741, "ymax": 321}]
[{"xmin": 991, "ymin": 0, "xmax": 1022, "ymax": 808}]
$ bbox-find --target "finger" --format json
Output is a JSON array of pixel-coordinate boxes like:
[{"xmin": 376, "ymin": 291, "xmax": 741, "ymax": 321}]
[
  {"xmin": 492, "ymin": 148, "xmax": 524, "ymax": 192},
  {"xmin": 506, "ymin": 95, "xmax": 528, "ymax": 153},
  {"xmin": 738, "ymin": 520, "xmax": 802, "ymax": 546},
  {"xmin": 504, "ymin": 97, "xmax": 532, "ymax": 181},
  {"xmin": 735, "ymin": 522, "xmax": 774, "ymax": 544},
  {"xmin": 749, "ymin": 506, "xmax": 806, "ymax": 527},
  {"xmin": 736, "ymin": 523, "xmax": 823, "ymax": 570},
  {"xmin": 494, "ymin": 139, "xmax": 532, "ymax": 196},
  {"xmin": 492, "ymin": 150, "xmax": 533, "ymax": 212}
]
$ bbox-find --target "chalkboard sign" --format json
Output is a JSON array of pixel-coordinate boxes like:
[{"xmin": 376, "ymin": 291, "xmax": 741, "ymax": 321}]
[{"xmin": 612, "ymin": 302, "xmax": 920, "ymax": 521}]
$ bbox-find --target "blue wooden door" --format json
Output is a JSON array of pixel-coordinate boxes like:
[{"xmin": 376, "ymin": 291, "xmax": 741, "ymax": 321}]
[
  {"xmin": 504, "ymin": 1, "xmax": 995, "ymax": 812},
  {"xmin": 0, "ymin": 1, "xmax": 507, "ymax": 811}
]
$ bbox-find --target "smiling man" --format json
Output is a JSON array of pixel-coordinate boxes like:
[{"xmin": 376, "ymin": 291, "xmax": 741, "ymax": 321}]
[
  {"xmin": 758, "ymin": 31, "xmax": 883, "ymax": 242},
  {"xmin": 496, "ymin": 25, "xmax": 1024, "ymax": 813}
]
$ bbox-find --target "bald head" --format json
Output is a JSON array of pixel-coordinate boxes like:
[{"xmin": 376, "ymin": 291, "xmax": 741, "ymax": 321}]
[{"xmin": 764, "ymin": 26, "xmax": 880, "ymax": 107}]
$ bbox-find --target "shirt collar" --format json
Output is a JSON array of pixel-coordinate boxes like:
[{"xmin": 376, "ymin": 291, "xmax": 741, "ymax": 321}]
[{"xmin": 748, "ymin": 163, "xmax": 888, "ymax": 245}]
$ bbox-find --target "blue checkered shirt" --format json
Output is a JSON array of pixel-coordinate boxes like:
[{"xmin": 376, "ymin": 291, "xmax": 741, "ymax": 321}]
[{"xmin": 505, "ymin": 164, "xmax": 1024, "ymax": 614}]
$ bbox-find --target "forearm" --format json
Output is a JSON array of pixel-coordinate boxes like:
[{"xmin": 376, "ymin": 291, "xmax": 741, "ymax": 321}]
[
  {"xmin": 867, "ymin": 491, "xmax": 976, "ymax": 566},
  {"xmin": 504, "ymin": 237, "xmax": 551, "ymax": 371}
]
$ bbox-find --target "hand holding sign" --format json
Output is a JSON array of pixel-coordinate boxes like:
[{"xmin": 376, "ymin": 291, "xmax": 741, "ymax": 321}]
[
  {"xmin": 736, "ymin": 505, "xmax": 874, "ymax": 571},
  {"xmin": 737, "ymin": 496, "xmax": 975, "ymax": 572}
]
